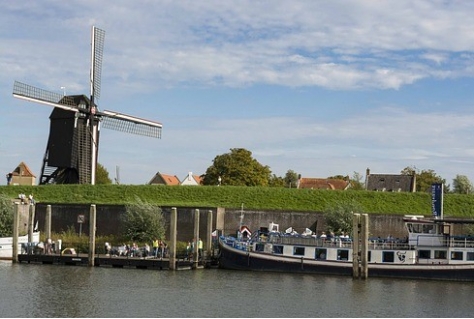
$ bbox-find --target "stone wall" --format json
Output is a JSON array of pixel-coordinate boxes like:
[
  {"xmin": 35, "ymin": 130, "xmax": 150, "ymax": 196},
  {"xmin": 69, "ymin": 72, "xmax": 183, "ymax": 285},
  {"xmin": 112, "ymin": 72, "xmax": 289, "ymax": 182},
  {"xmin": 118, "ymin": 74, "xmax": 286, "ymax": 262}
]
[{"xmin": 33, "ymin": 203, "xmax": 420, "ymax": 242}]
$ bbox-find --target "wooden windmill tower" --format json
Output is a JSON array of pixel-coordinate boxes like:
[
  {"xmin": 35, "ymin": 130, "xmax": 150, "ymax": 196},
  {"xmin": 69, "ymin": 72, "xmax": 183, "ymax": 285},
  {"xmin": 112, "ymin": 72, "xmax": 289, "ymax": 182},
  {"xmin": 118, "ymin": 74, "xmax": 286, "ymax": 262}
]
[{"xmin": 13, "ymin": 26, "xmax": 162, "ymax": 185}]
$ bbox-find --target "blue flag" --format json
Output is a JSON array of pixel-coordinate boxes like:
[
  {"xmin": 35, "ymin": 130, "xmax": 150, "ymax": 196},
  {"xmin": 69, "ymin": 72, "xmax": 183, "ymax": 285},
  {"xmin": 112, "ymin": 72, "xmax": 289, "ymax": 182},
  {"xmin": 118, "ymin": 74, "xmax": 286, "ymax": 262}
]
[{"xmin": 431, "ymin": 183, "xmax": 443, "ymax": 219}]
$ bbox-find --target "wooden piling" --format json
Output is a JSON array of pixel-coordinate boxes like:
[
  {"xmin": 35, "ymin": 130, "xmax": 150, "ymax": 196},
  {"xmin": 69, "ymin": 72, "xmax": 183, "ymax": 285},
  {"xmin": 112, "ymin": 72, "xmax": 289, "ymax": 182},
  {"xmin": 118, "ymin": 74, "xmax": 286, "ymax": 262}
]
[
  {"xmin": 193, "ymin": 209, "xmax": 200, "ymax": 269},
  {"xmin": 28, "ymin": 204, "xmax": 35, "ymax": 243},
  {"xmin": 88, "ymin": 204, "xmax": 96, "ymax": 267},
  {"xmin": 45, "ymin": 205, "xmax": 52, "ymax": 240},
  {"xmin": 206, "ymin": 210, "xmax": 213, "ymax": 259},
  {"xmin": 361, "ymin": 214, "xmax": 369, "ymax": 279},
  {"xmin": 169, "ymin": 207, "xmax": 177, "ymax": 270},
  {"xmin": 352, "ymin": 213, "xmax": 360, "ymax": 279},
  {"xmin": 12, "ymin": 203, "xmax": 20, "ymax": 263}
]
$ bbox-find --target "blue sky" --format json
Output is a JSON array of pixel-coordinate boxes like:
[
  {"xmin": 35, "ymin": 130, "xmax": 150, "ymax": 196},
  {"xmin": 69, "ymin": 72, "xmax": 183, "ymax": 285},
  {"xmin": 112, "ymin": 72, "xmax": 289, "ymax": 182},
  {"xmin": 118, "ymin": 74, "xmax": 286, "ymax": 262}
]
[{"xmin": 1, "ymin": 1, "xmax": 474, "ymax": 186}]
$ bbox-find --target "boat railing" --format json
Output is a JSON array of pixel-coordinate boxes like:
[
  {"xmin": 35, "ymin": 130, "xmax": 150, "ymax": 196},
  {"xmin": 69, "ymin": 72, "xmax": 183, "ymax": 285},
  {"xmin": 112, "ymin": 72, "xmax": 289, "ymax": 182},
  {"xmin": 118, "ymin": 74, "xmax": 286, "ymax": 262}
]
[
  {"xmin": 408, "ymin": 234, "xmax": 474, "ymax": 248},
  {"xmin": 220, "ymin": 236, "xmax": 250, "ymax": 252}
]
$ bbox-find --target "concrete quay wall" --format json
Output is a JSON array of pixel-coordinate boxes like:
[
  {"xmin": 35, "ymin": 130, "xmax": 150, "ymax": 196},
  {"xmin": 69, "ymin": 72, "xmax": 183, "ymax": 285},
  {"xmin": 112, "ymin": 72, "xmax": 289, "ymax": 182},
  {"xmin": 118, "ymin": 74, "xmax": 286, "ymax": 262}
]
[{"xmin": 34, "ymin": 203, "xmax": 417, "ymax": 242}]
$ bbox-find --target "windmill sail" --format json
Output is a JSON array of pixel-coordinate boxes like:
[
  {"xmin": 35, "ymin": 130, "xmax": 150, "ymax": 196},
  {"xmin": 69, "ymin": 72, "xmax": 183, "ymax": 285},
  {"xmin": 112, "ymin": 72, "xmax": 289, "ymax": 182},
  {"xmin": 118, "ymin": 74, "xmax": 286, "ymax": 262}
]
[
  {"xmin": 101, "ymin": 110, "xmax": 162, "ymax": 138},
  {"xmin": 13, "ymin": 81, "xmax": 79, "ymax": 112}
]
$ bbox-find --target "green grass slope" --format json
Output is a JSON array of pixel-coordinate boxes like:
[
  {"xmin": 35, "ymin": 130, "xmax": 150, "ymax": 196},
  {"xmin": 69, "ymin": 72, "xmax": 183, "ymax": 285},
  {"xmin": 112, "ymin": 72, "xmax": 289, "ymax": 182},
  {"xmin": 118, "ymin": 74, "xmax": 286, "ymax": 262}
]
[{"xmin": 2, "ymin": 185, "xmax": 474, "ymax": 218}]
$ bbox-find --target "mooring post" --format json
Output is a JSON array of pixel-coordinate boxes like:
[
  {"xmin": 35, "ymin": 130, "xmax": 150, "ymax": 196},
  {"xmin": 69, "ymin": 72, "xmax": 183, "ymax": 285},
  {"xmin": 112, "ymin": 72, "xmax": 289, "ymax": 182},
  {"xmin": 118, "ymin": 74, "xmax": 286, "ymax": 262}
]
[
  {"xmin": 193, "ymin": 209, "xmax": 200, "ymax": 269},
  {"xmin": 45, "ymin": 205, "xmax": 52, "ymax": 240},
  {"xmin": 12, "ymin": 203, "xmax": 20, "ymax": 263},
  {"xmin": 361, "ymin": 214, "xmax": 369, "ymax": 279},
  {"xmin": 28, "ymin": 204, "xmax": 35, "ymax": 243},
  {"xmin": 88, "ymin": 204, "xmax": 96, "ymax": 267},
  {"xmin": 169, "ymin": 207, "xmax": 177, "ymax": 270},
  {"xmin": 352, "ymin": 213, "xmax": 360, "ymax": 279},
  {"xmin": 206, "ymin": 210, "xmax": 213, "ymax": 260}
]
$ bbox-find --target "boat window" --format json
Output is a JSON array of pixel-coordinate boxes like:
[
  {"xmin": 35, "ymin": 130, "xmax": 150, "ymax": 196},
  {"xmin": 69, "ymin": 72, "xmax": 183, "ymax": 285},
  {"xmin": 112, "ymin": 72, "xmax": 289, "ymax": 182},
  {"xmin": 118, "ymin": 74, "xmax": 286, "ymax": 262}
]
[
  {"xmin": 272, "ymin": 245, "xmax": 283, "ymax": 254},
  {"xmin": 293, "ymin": 247, "xmax": 305, "ymax": 256},
  {"xmin": 412, "ymin": 224, "xmax": 422, "ymax": 233},
  {"xmin": 422, "ymin": 224, "xmax": 434, "ymax": 234},
  {"xmin": 315, "ymin": 248, "xmax": 327, "ymax": 260},
  {"xmin": 451, "ymin": 251, "xmax": 463, "ymax": 261},
  {"xmin": 382, "ymin": 251, "xmax": 394, "ymax": 263},
  {"xmin": 337, "ymin": 249, "xmax": 349, "ymax": 261},
  {"xmin": 407, "ymin": 223, "xmax": 413, "ymax": 233},
  {"xmin": 434, "ymin": 250, "xmax": 447, "ymax": 259},
  {"xmin": 418, "ymin": 250, "xmax": 431, "ymax": 259},
  {"xmin": 467, "ymin": 252, "xmax": 474, "ymax": 261},
  {"xmin": 255, "ymin": 243, "xmax": 264, "ymax": 252},
  {"xmin": 368, "ymin": 251, "xmax": 371, "ymax": 262}
]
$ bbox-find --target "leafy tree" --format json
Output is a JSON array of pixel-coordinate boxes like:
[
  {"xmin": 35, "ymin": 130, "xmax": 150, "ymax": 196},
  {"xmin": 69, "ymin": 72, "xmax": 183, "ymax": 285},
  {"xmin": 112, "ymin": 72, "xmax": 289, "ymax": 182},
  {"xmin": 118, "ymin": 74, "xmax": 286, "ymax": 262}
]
[
  {"xmin": 400, "ymin": 166, "xmax": 449, "ymax": 193},
  {"xmin": 284, "ymin": 170, "xmax": 299, "ymax": 188},
  {"xmin": 350, "ymin": 171, "xmax": 364, "ymax": 190},
  {"xmin": 96, "ymin": 163, "xmax": 112, "ymax": 184},
  {"xmin": 0, "ymin": 194, "xmax": 13, "ymax": 237},
  {"xmin": 268, "ymin": 174, "xmax": 285, "ymax": 187},
  {"xmin": 202, "ymin": 148, "xmax": 271, "ymax": 186},
  {"xmin": 452, "ymin": 175, "xmax": 473, "ymax": 194},
  {"xmin": 121, "ymin": 197, "xmax": 166, "ymax": 242},
  {"xmin": 323, "ymin": 199, "xmax": 362, "ymax": 236}
]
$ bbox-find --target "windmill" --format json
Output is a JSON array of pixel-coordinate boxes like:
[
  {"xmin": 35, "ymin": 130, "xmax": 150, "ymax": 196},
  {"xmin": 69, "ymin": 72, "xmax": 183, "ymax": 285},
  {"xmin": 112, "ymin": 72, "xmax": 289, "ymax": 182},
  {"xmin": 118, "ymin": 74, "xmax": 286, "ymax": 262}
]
[{"xmin": 12, "ymin": 26, "xmax": 162, "ymax": 185}]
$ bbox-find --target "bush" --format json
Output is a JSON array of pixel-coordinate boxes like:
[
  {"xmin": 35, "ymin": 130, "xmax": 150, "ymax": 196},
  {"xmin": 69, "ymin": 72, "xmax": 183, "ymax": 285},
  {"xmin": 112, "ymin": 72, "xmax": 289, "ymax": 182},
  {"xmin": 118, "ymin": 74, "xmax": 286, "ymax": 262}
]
[
  {"xmin": 121, "ymin": 197, "xmax": 166, "ymax": 242},
  {"xmin": 0, "ymin": 194, "xmax": 13, "ymax": 237}
]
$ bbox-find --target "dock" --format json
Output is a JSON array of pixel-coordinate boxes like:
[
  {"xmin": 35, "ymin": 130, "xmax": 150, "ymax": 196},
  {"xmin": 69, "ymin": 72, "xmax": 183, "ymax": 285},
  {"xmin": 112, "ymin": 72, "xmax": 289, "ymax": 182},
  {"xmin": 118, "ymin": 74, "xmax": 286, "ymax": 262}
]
[{"xmin": 17, "ymin": 253, "xmax": 213, "ymax": 270}]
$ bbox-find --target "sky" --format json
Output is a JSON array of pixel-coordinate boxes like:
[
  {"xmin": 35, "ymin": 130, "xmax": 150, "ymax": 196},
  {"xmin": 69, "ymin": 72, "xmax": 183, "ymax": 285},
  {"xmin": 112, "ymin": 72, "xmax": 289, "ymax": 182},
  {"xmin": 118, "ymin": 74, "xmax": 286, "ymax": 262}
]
[{"xmin": 1, "ymin": 1, "xmax": 474, "ymax": 186}]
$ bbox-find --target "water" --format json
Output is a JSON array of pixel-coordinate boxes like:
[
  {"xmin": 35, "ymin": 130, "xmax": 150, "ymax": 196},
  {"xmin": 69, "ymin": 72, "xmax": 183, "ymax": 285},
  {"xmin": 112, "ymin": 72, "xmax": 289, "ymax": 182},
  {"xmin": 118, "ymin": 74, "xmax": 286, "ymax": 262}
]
[{"xmin": 1, "ymin": 261, "xmax": 473, "ymax": 318}]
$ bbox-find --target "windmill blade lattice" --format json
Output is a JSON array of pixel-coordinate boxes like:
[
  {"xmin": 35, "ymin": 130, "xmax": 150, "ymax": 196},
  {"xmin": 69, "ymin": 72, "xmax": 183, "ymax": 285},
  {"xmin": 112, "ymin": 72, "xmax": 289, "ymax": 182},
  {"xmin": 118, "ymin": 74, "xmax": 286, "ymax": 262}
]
[
  {"xmin": 90, "ymin": 27, "xmax": 105, "ymax": 102},
  {"xmin": 13, "ymin": 81, "xmax": 79, "ymax": 112},
  {"xmin": 101, "ymin": 110, "xmax": 162, "ymax": 138}
]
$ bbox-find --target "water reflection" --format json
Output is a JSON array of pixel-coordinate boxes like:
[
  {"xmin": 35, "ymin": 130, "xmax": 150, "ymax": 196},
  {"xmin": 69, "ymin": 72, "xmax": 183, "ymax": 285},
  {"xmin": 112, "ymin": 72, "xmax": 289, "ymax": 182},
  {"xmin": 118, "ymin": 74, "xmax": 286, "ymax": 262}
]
[{"xmin": 1, "ymin": 262, "xmax": 474, "ymax": 317}]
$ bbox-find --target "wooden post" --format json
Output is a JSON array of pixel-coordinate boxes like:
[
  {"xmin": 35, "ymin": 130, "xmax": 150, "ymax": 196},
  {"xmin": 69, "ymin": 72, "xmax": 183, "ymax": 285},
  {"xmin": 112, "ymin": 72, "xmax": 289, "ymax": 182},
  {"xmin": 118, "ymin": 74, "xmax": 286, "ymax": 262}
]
[
  {"xmin": 88, "ymin": 204, "xmax": 96, "ymax": 267},
  {"xmin": 45, "ymin": 205, "xmax": 52, "ymax": 240},
  {"xmin": 361, "ymin": 214, "xmax": 369, "ymax": 279},
  {"xmin": 206, "ymin": 210, "xmax": 213, "ymax": 260},
  {"xmin": 169, "ymin": 207, "xmax": 177, "ymax": 270},
  {"xmin": 193, "ymin": 209, "xmax": 200, "ymax": 269},
  {"xmin": 352, "ymin": 213, "xmax": 360, "ymax": 279},
  {"xmin": 28, "ymin": 204, "xmax": 35, "ymax": 243},
  {"xmin": 216, "ymin": 207, "xmax": 225, "ymax": 234},
  {"xmin": 12, "ymin": 203, "xmax": 20, "ymax": 263}
]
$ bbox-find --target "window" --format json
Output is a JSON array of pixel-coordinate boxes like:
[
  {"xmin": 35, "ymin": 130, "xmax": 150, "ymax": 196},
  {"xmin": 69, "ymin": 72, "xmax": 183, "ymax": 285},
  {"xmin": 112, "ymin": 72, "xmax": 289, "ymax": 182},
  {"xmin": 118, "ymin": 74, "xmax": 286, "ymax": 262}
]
[
  {"xmin": 368, "ymin": 251, "xmax": 371, "ymax": 262},
  {"xmin": 467, "ymin": 252, "xmax": 474, "ymax": 261},
  {"xmin": 293, "ymin": 247, "xmax": 305, "ymax": 256},
  {"xmin": 382, "ymin": 251, "xmax": 394, "ymax": 263},
  {"xmin": 273, "ymin": 245, "xmax": 283, "ymax": 254},
  {"xmin": 434, "ymin": 250, "xmax": 447, "ymax": 259},
  {"xmin": 316, "ymin": 248, "xmax": 327, "ymax": 260},
  {"xmin": 451, "ymin": 251, "xmax": 463, "ymax": 261},
  {"xmin": 337, "ymin": 249, "xmax": 349, "ymax": 261},
  {"xmin": 255, "ymin": 243, "xmax": 264, "ymax": 252},
  {"xmin": 418, "ymin": 250, "xmax": 431, "ymax": 259}
]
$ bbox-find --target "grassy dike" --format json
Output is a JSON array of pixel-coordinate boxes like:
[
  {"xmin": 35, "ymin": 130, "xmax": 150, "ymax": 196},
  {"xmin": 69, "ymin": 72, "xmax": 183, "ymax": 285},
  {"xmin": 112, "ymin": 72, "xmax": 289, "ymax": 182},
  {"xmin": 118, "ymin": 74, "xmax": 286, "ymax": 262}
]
[{"xmin": 2, "ymin": 184, "xmax": 474, "ymax": 217}]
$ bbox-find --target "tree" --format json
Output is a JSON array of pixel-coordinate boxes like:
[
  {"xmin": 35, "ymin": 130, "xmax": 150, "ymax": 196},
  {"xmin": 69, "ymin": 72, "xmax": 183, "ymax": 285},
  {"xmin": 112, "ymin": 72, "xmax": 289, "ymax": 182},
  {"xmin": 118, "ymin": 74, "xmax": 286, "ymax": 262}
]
[
  {"xmin": 96, "ymin": 163, "xmax": 112, "ymax": 185},
  {"xmin": 0, "ymin": 194, "xmax": 13, "ymax": 237},
  {"xmin": 268, "ymin": 174, "xmax": 285, "ymax": 187},
  {"xmin": 121, "ymin": 197, "xmax": 166, "ymax": 242},
  {"xmin": 452, "ymin": 175, "xmax": 473, "ymax": 194},
  {"xmin": 350, "ymin": 171, "xmax": 365, "ymax": 190},
  {"xmin": 202, "ymin": 148, "xmax": 272, "ymax": 186},
  {"xmin": 401, "ymin": 166, "xmax": 449, "ymax": 192},
  {"xmin": 284, "ymin": 170, "xmax": 299, "ymax": 188},
  {"xmin": 323, "ymin": 199, "xmax": 362, "ymax": 236}
]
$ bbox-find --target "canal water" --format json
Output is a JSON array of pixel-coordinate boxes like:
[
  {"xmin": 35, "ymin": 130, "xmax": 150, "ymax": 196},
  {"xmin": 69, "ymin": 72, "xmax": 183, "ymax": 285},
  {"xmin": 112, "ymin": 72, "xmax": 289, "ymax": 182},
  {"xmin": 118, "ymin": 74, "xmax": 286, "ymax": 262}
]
[{"xmin": 1, "ymin": 261, "xmax": 473, "ymax": 318}]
